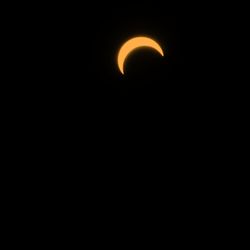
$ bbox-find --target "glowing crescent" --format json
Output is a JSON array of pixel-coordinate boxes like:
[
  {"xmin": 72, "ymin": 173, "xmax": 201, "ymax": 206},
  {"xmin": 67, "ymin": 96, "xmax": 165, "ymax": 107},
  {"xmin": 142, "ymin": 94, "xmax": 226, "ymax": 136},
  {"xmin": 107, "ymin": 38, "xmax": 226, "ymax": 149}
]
[{"xmin": 117, "ymin": 36, "xmax": 164, "ymax": 74}]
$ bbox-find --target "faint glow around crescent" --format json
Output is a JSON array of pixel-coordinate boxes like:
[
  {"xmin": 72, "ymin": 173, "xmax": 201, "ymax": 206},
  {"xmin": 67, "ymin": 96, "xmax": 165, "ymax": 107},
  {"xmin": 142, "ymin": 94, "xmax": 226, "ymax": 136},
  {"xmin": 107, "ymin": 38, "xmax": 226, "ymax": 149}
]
[{"xmin": 117, "ymin": 36, "xmax": 164, "ymax": 74}]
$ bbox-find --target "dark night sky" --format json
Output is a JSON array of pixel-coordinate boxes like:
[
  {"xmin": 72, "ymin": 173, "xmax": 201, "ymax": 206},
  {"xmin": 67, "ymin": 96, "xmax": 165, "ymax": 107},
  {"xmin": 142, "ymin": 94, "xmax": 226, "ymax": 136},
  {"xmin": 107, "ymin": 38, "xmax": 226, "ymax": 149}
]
[
  {"xmin": 8, "ymin": 4, "xmax": 239, "ymax": 234},
  {"xmin": 7, "ymin": 5, "xmax": 241, "ymax": 240}
]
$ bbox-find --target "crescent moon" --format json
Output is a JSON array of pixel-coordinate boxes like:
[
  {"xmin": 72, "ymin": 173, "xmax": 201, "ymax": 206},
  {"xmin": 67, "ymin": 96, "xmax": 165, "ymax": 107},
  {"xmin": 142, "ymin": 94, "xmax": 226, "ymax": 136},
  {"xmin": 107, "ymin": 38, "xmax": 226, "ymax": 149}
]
[{"xmin": 117, "ymin": 36, "xmax": 164, "ymax": 75}]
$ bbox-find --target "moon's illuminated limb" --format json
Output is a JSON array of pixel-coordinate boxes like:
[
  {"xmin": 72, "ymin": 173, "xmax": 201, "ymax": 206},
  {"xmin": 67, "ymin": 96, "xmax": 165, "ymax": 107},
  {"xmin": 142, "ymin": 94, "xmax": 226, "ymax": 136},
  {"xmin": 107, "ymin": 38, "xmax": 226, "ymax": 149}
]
[{"xmin": 117, "ymin": 36, "xmax": 164, "ymax": 74}]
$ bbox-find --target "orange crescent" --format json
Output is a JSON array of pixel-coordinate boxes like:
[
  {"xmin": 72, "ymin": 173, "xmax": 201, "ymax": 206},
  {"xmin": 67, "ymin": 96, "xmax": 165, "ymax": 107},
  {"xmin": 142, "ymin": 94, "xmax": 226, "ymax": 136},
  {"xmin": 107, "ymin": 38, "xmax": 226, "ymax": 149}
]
[{"xmin": 117, "ymin": 36, "xmax": 164, "ymax": 74}]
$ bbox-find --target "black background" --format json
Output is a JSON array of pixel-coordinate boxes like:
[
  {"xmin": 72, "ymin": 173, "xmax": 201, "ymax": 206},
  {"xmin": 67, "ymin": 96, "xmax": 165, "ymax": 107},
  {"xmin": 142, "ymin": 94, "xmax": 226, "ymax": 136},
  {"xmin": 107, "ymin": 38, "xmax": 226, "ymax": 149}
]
[{"xmin": 5, "ymin": 3, "xmax": 240, "ymax": 243}]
